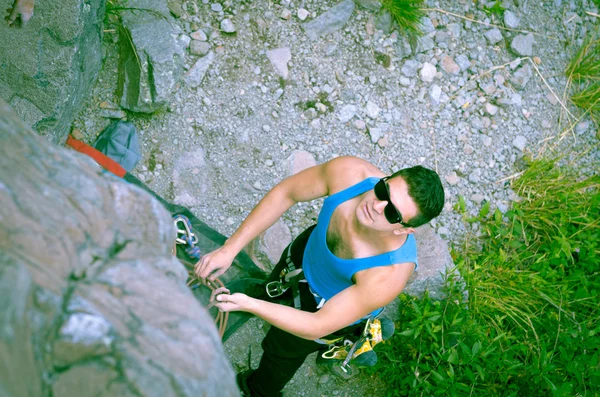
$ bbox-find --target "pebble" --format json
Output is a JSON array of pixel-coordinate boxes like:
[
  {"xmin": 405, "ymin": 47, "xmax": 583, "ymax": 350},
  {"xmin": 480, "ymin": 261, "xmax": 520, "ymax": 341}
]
[
  {"xmin": 221, "ymin": 19, "xmax": 236, "ymax": 33},
  {"xmin": 441, "ymin": 56, "xmax": 460, "ymax": 74},
  {"xmin": 280, "ymin": 9, "xmax": 291, "ymax": 20},
  {"xmin": 430, "ymin": 85, "xmax": 442, "ymax": 103},
  {"xmin": 455, "ymin": 54, "xmax": 471, "ymax": 71},
  {"xmin": 485, "ymin": 103, "xmax": 498, "ymax": 116},
  {"xmin": 354, "ymin": 120, "xmax": 366, "ymax": 130},
  {"xmin": 366, "ymin": 101, "xmax": 380, "ymax": 119},
  {"xmin": 315, "ymin": 103, "xmax": 327, "ymax": 113},
  {"xmin": 266, "ymin": 47, "xmax": 292, "ymax": 80},
  {"xmin": 445, "ymin": 172, "xmax": 460, "ymax": 185},
  {"xmin": 190, "ymin": 41, "xmax": 210, "ymax": 56},
  {"xmin": 338, "ymin": 104, "xmax": 357, "ymax": 123},
  {"xmin": 471, "ymin": 194, "xmax": 485, "ymax": 204},
  {"xmin": 504, "ymin": 10, "xmax": 520, "ymax": 28},
  {"xmin": 419, "ymin": 63, "xmax": 437, "ymax": 83},
  {"xmin": 401, "ymin": 60, "xmax": 420, "ymax": 77},
  {"xmin": 304, "ymin": 108, "xmax": 317, "ymax": 120},
  {"xmin": 297, "ymin": 8, "xmax": 309, "ymax": 21},
  {"xmin": 263, "ymin": 125, "xmax": 271, "ymax": 132},
  {"xmin": 368, "ymin": 127, "xmax": 381, "ymax": 143},
  {"xmin": 191, "ymin": 30, "xmax": 208, "ymax": 41},
  {"xmin": 484, "ymin": 28, "xmax": 503, "ymax": 45},
  {"xmin": 510, "ymin": 33, "xmax": 534, "ymax": 56},
  {"xmin": 512, "ymin": 135, "xmax": 527, "ymax": 151},
  {"xmin": 510, "ymin": 64, "xmax": 532, "ymax": 90},
  {"xmin": 464, "ymin": 144, "xmax": 474, "ymax": 155}
]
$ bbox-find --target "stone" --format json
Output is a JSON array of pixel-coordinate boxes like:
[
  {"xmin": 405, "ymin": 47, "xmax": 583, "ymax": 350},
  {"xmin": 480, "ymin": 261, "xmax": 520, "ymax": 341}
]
[
  {"xmin": 396, "ymin": 225, "xmax": 458, "ymax": 300},
  {"xmin": 284, "ymin": 150, "xmax": 317, "ymax": 176},
  {"xmin": 420, "ymin": 17, "xmax": 436, "ymax": 34},
  {"xmin": 167, "ymin": 0, "xmax": 184, "ymax": 17},
  {"xmin": 464, "ymin": 144, "xmax": 474, "ymax": 155},
  {"xmin": 304, "ymin": 108, "xmax": 317, "ymax": 120},
  {"xmin": 190, "ymin": 30, "xmax": 208, "ymax": 41},
  {"xmin": 266, "ymin": 48, "xmax": 292, "ymax": 80},
  {"xmin": 504, "ymin": 10, "xmax": 520, "ymax": 28},
  {"xmin": 513, "ymin": 135, "xmax": 527, "ymax": 151},
  {"xmin": 280, "ymin": 9, "xmax": 292, "ymax": 20},
  {"xmin": 366, "ymin": 101, "xmax": 380, "ymax": 119},
  {"xmin": 356, "ymin": 0, "xmax": 382, "ymax": 11},
  {"xmin": 0, "ymin": 101, "xmax": 239, "ymax": 397},
  {"xmin": 445, "ymin": 172, "xmax": 460, "ymax": 185},
  {"xmin": 412, "ymin": 35, "xmax": 435, "ymax": 53},
  {"xmin": 455, "ymin": 54, "xmax": 471, "ymax": 71},
  {"xmin": 297, "ymin": 8, "xmax": 309, "ymax": 21},
  {"xmin": 315, "ymin": 103, "xmax": 327, "ymax": 113},
  {"xmin": 485, "ymin": 103, "xmax": 498, "ymax": 115},
  {"xmin": 419, "ymin": 63, "xmax": 437, "ymax": 83},
  {"xmin": 394, "ymin": 35, "xmax": 413, "ymax": 60},
  {"xmin": 185, "ymin": 52, "xmax": 215, "ymax": 88},
  {"xmin": 368, "ymin": 127, "xmax": 382, "ymax": 143},
  {"xmin": 190, "ymin": 41, "xmax": 211, "ymax": 56},
  {"xmin": 211, "ymin": 3, "xmax": 223, "ymax": 12},
  {"xmin": 441, "ymin": 56, "xmax": 460, "ymax": 74},
  {"xmin": 375, "ymin": 11, "xmax": 392, "ymax": 34},
  {"xmin": 401, "ymin": 60, "xmax": 420, "ymax": 77},
  {"xmin": 510, "ymin": 63, "xmax": 532, "ymax": 90},
  {"xmin": 338, "ymin": 104, "xmax": 357, "ymax": 123},
  {"xmin": 117, "ymin": 0, "xmax": 186, "ymax": 113},
  {"xmin": 510, "ymin": 33, "xmax": 534, "ymax": 56},
  {"xmin": 220, "ymin": 19, "xmax": 236, "ymax": 33},
  {"xmin": 546, "ymin": 92, "xmax": 559, "ymax": 105},
  {"xmin": 302, "ymin": 0, "xmax": 355, "ymax": 41},
  {"xmin": 484, "ymin": 28, "xmax": 503, "ymax": 45},
  {"xmin": 0, "ymin": 0, "xmax": 105, "ymax": 143},
  {"xmin": 354, "ymin": 120, "xmax": 366, "ymax": 130},
  {"xmin": 471, "ymin": 194, "xmax": 485, "ymax": 204},
  {"xmin": 259, "ymin": 220, "xmax": 292, "ymax": 265},
  {"xmin": 447, "ymin": 23, "xmax": 462, "ymax": 38},
  {"xmin": 430, "ymin": 85, "xmax": 442, "ymax": 103}
]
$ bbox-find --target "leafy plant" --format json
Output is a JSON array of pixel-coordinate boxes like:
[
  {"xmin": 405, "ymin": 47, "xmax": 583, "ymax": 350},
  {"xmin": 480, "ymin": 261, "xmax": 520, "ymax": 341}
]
[
  {"xmin": 483, "ymin": 0, "xmax": 506, "ymax": 18},
  {"xmin": 370, "ymin": 158, "xmax": 600, "ymax": 396},
  {"xmin": 381, "ymin": 0, "xmax": 425, "ymax": 37}
]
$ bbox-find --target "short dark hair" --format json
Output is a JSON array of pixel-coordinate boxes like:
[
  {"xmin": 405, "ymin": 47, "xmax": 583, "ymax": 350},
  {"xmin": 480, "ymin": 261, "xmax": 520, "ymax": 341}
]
[{"xmin": 390, "ymin": 165, "xmax": 445, "ymax": 227}]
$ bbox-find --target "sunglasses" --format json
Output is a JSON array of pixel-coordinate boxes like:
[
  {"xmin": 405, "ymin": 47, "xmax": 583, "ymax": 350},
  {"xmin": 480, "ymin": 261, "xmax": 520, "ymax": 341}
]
[{"xmin": 373, "ymin": 177, "xmax": 411, "ymax": 227}]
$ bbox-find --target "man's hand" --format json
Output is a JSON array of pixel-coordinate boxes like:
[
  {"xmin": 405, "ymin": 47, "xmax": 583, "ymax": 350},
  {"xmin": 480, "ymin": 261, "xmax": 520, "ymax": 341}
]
[
  {"xmin": 210, "ymin": 287, "xmax": 251, "ymax": 312},
  {"xmin": 194, "ymin": 246, "xmax": 236, "ymax": 280}
]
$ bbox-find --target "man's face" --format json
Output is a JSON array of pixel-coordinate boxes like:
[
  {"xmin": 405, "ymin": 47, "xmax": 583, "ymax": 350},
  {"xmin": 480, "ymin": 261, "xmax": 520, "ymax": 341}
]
[{"xmin": 356, "ymin": 176, "xmax": 419, "ymax": 233}]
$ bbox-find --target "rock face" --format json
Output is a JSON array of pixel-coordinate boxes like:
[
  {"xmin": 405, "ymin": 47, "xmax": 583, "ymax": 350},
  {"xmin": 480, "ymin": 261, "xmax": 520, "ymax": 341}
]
[
  {"xmin": 403, "ymin": 225, "xmax": 457, "ymax": 300},
  {"xmin": 0, "ymin": 0, "xmax": 105, "ymax": 144},
  {"xmin": 0, "ymin": 99, "xmax": 238, "ymax": 397},
  {"xmin": 117, "ymin": 0, "xmax": 186, "ymax": 113},
  {"xmin": 302, "ymin": 0, "xmax": 354, "ymax": 41}
]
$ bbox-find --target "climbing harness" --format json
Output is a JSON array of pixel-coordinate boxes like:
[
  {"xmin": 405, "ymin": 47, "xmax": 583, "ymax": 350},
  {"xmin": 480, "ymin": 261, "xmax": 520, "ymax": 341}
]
[
  {"xmin": 265, "ymin": 243, "xmax": 305, "ymax": 310},
  {"xmin": 172, "ymin": 214, "xmax": 229, "ymax": 338}
]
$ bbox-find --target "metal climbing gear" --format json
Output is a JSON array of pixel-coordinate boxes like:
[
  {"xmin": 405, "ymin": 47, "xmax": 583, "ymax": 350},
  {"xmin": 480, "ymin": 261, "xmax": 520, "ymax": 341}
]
[
  {"xmin": 265, "ymin": 243, "xmax": 305, "ymax": 309},
  {"xmin": 173, "ymin": 214, "xmax": 201, "ymax": 259}
]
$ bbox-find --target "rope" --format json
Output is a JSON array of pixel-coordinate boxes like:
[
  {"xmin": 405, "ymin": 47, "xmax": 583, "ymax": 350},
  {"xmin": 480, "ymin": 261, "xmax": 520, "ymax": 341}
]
[{"xmin": 173, "ymin": 214, "xmax": 228, "ymax": 338}]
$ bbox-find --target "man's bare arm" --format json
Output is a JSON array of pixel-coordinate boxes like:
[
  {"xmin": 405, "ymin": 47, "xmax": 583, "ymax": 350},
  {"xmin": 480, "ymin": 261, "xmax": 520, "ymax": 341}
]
[{"xmin": 233, "ymin": 262, "xmax": 415, "ymax": 340}]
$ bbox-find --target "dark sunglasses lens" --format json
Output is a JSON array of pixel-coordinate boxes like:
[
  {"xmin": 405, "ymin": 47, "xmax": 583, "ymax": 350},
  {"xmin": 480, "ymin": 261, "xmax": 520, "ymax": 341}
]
[
  {"xmin": 384, "ymin": 203, "xmax": 400, "ymax": 224},
  {"xmin": 374, "ymin": 180, "xmax": 388, "ymax": 201}
]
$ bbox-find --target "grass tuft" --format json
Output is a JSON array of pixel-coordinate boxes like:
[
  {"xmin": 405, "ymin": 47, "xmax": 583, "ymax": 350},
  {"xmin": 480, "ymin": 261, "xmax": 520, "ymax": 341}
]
[
  {"xmin": 381, "ymin": 0, "xmax": 425, "ymax": 37},
  {"xmin": 565, "ymin": 27, "xmax": 600, "ymax": 127}
]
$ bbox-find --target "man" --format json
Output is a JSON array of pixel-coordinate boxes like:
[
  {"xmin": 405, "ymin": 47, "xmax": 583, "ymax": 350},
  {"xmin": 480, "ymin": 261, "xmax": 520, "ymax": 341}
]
[{"xmin": 195, "ymin": 155, "xmax": 445, "ymax": 396}]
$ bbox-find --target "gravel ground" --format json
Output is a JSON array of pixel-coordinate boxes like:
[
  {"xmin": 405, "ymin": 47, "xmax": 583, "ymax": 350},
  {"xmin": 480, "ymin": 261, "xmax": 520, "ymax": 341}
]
[{"xmin": 73, "ymin": 0, "xmax": 599, "ymax": 395}]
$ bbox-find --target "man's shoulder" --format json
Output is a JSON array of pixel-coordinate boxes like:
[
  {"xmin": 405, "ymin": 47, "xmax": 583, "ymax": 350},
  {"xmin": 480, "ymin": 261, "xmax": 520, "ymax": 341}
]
[{"xmin": 324, "ymin": 156, "xmax": 384, "ymax": 194}]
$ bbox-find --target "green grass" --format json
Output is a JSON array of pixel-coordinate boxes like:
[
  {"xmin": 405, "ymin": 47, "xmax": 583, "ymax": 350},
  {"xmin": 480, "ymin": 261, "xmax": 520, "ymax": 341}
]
[
  {"xmin": 369, "ymin": 158, "xmax": 600, "ymax": 396},
  {"xmin": 381, "ymin": 0, "xmax": 425, "ymax": 37},
  {"xmin": 566, "ymin": 27, "xmax": 600, "ymax": 127}
]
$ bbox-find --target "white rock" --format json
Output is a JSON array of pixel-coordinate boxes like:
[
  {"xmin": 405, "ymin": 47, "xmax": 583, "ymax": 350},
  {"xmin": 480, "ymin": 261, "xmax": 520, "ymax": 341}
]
[
  {"xmin": 485, "ymin": 103, "xmax": 498, "ymax": 115},
  {"xmin": 445, "ymin": 172, "xmax": 460, "ymax": 185},
  {"xmin": 504, "ymin": 10, "xmax": 520, "ymax": 29},
  {"xmin": 366, "ymin": 101, "xmax": 380, "ymax": 119},
  {"xmin": 419, "ymin": 63, "xmax": 437, "ymax": 83},
  {"xmin": 484, "ymin": 28, "xmax": 503, "ymax": 45},
  {"xmin": 266, "ymin": 47, "xmax": 292, "ymax": 80},
  {"xmin": 430, "ymin": 85, "xmax": 442, "ymax": 103},
  {"xmin": 220, "ymin": 18, "xmax": 236, "ymax": 33},
  {"xmin": 512, "ymin": 135, "xmax": 527, "ymax": 151},
  {"xmin": 338, "ymin": 105, "xmax": 357, "ymax": 122},
  {"xmin": 368, "ymin": 127, "xmax": 381, "ymax": 143},
  {"xmin": 297, "ymin": 8, "xmax": 309, "ymax": 21},
  {"xmin": 284, "ymin": 150, "xmax": 317, "ymax": 176}
]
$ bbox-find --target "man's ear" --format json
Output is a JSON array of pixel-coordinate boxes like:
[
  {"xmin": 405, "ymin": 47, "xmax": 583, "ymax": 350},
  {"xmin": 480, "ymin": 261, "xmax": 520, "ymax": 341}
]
[{"xmin": 393, "ymin": 227, "xmax": 415, "ymax": 236}]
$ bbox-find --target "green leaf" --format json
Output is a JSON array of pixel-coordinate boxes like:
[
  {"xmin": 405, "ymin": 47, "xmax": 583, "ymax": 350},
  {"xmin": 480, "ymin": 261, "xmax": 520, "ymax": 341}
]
[
  {"xmin": 479, "ymin": 201, "xmax": 490, "ymax": 218},
  {"xmin": 472, "ymin": 341, "xmax": 481, "ymax": 357},
  {"xmin": 431, "ymin": 370, "xmax": 445, "ymax": 381},
  {"xmin": 447, "ymin": 348, "xmax": 459, "ymax": 364}
]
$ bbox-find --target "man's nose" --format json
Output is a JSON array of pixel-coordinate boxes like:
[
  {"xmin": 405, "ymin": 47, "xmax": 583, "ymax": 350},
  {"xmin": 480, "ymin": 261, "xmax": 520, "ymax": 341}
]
[{"xmin": 373, "ymin": 199, "xmax": 387, "ymax": 213}]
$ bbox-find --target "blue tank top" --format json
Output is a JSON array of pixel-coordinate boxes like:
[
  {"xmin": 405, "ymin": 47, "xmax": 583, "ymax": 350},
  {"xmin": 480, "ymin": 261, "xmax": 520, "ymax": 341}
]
[{"xmin": 303, "ymin": 177, "xmax": 418, "ymax": 303}]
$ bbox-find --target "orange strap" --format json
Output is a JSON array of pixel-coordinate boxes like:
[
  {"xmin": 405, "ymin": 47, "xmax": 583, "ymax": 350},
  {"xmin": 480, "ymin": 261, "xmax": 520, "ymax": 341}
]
[{"xmin": 65, "ymin": 134, "xmax": 126, "ymax": 177}]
